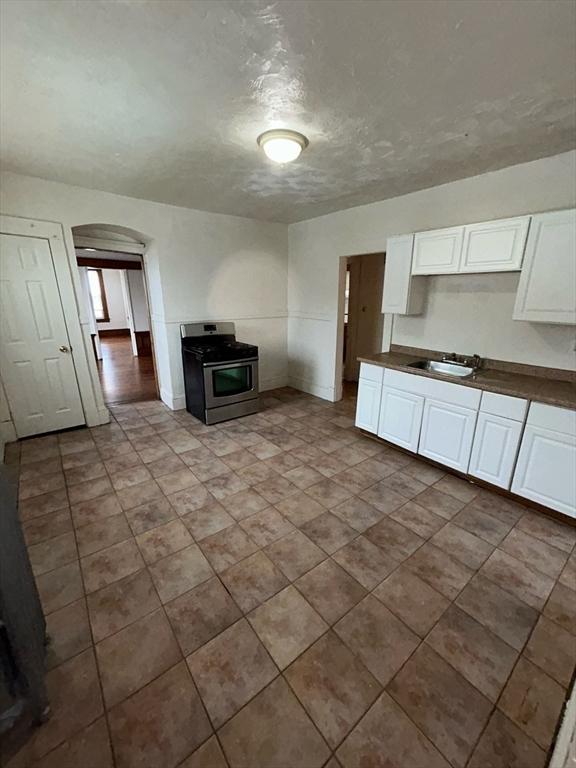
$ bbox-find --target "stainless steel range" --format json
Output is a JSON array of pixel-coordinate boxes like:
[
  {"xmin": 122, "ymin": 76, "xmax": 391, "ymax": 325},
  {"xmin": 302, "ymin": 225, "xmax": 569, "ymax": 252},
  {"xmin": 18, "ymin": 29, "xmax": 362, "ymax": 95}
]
[{"xmin": 180, "ymin": 322, "xmax": 259, "ymax": 425}]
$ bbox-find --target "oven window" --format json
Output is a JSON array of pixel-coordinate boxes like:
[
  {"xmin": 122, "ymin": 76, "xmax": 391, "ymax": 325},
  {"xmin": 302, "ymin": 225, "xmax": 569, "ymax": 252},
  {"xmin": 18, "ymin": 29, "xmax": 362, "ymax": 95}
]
[{"xmin": 212, "ymin": 365, "xmax": 251, "ymax": 397}]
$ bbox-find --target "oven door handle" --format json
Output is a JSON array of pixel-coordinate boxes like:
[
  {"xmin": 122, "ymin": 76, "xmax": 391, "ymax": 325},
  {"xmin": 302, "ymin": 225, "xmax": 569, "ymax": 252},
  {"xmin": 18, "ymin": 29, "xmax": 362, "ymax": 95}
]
[{"xmin": 202, "ymin": 358, "xmax": 259, "ymax": 368}]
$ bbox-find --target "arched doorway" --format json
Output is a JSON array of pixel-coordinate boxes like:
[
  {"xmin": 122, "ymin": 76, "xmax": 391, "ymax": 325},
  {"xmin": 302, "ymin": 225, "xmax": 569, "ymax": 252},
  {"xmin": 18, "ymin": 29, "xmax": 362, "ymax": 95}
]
[{"xmin": 72, "ymin": 224, "xmax": 159, "ymax": 405}]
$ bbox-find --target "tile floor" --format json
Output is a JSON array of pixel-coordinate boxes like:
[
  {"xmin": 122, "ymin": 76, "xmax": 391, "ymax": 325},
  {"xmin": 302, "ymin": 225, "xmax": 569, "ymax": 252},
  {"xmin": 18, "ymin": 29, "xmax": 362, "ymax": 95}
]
[{"xmin": 4, "ymin": 387, "xmax": 576, "ymax": 768}]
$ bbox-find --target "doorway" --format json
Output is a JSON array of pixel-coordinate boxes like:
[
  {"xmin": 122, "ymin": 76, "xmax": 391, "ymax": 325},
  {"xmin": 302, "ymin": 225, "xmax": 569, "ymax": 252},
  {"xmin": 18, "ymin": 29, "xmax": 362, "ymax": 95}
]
[
  {"xmin": 340, "ymin": 252, "xmax": 386, "ymax": 397},
  {"xmin": 76, "ymin": 251, "xmax": 158, "ymax": 405}
]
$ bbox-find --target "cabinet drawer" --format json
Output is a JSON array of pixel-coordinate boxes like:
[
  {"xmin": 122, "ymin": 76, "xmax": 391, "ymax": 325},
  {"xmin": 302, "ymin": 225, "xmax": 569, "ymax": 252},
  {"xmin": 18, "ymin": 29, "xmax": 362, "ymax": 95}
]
[
  {"xmin": 480, "ymin": 391, "xmax": 528, "ymax": 422},
  {"xmin": 359, "ymin": 362, "xmax": 384, "ymax": 384},
  {"xmin": 527, "ymin": 402, "xmax": 576, "ymax": 437},
  {"xmin": 384, "ymin": 368, "xmax": 481, "ymax": 409}
]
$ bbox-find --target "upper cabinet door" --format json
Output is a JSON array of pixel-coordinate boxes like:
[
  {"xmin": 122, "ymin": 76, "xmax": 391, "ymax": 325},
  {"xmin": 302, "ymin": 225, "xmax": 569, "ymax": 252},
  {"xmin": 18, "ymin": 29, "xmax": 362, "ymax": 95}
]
[
  {"xmin": 460, "ymin": 216, "xmax": 530, "ymax": 273},
  {"xmin": 412, "ymin": 226, "xmax": 464, "ymax": 275},
  {"xmin": 382, "ymin": 234, "xmax": 425, "ymax": 315},
  {"xmin": 513, "ymin": 209, "xmax": 576, "ymax": 325}
]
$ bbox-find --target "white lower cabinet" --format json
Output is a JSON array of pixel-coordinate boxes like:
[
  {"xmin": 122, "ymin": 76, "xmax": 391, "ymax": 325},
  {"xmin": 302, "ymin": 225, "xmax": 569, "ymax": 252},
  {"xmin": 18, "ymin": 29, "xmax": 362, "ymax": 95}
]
[
  {"xmin": 355, "ymin": 377, "xmax": 382, "ymax": 434},
  {"xmin": 469, "ymin": 412, "xmax": 523, "ymax": 489},
  {"xmin": 377, "ymin": 387, "xmax": 424, "ymax": 452},
  {"xmin": 418, "ymin": 399, "xmax": 478, "ymax": 472},
  {"xmin": 511, "ymin": 403, "xmax": 576, "ymax": 517}
]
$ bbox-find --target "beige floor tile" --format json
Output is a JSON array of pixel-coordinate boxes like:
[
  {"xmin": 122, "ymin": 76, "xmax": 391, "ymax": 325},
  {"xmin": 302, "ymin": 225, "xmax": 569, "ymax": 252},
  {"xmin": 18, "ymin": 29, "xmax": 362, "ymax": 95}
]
[
  {"xmin": 237, "ymin": 460, "xmax": 279, "ymax": 485},
  {"xmin": 199, "ymin": 524, "xmax": 259, "ymax": 572},
  {"xmin": 331, "ymin": 496, "xmax": 384, "ymax": 532},
  {"xmin": 433, "ymin": 474, "xmax": 479, "ymax": 503},
  {"xmin": 165, "ymin": 575, "xmax": 241, "ymax": 655},
  {"xmin": 181, "ymin": 499, "xmax": 235, "ymax": 540},
  {"xmin": 282, "ymin": 464, "xmax": 324, "ymax": 490},
  {"xmin": 295, "ymin": 559, "xmax": 366, "ymax": 624},
  {"xmin": 405, "ymin": 542, "xmax": 474, "ymax": 599},
  {"xmin": 180, "ymin": 736, "xmax": 227, "ymax": 768},
  {"xmin": 218, "ymin": 677, "xmax": 330, "ymax": 768},
  {"xmin": 124, "ymin": 497, "xmax": 176, "ymax": 535},
  {"xmin": 199, "ymin": 432, "xmax": 241, "ymax": 457},
  {"xmin": 255, "ymin": 475, "xmax": 300, "ymax": 504},
  {"xmin": 285, "ymin": 631, "xmax": 380, "ymax": 748},
  {"xmin": 467, "ymin": 710, "xmax": 546, "ymax": 768},
  {"xmin": 28, "ymin": 531, "xmax": 78, "ymax": 576},
  {"xmin": 19, "ymin": 488, "xmax": 69, "ymax": 520},
  {"xmin": 379, "ymin": 471, "xmax": 428, "ymax": 500},
  {"xmin": 87, "ymin": 568, "xmax": 160, "ymax": 643},
  {"xmin": 499, "ymin": 657, "xmax": 566, "ymax": 750},
  {"xmin": 81, "ymin": 538, "xmax": 144, "ymax": 594},
  {"xmin": 239, "ymin": 507, "xmax": 294, "ymax": 547},
  {"xmin": 221, "ymin": 449, "xmax": 259, "ymax": 472},
  {"xmin": 480, "ymin": 549, "xmax": 555, "ymax": 611},
  {"xmin": 116, "ymin": 479, "xmax": 165, "ymax": 510},
  {"xmin": 431, "ymin": 522, "xmax": 494, "ymax": 570},
  {"xmin": 264, "ymin": 451, "xmax": 302, "ymax": 474},
  {"xmin": 402, "ymin": 460, "xmax": 446, "ymax": 486},
  {"xmin": 27, "ymin": 649, "xmax": 103, "ymax": 761},
  {"xmin": 149, "ymin": 543, "xmax": 213, "ymax": 603},
  {"xmin": 390, "ymin": 500, "xmax": 445, "ymax": 538},
  {"xmin": 71, "ymin": 493, "xmax": 123, "ymax": 529},
  {"xmin": 388, "ymin": 644, "xmax": 492, "ymax": 768},
  {"xmin": 337, "ymin": 692, "xmax": 450, "ymax": 768},
  {"xmin": 23, "ymin": 508, "xmax": 73, "ymax": 547},
  {"xmin": 301, "ymin": 511, "xmax": 357, "ymax": 555},
  {"xmin": 45, "ymin": 598, "xmax": 92, "ymax": 670},
  {"xmin": 19, "ymin": 471, "xmax": 65, "ymax": 500},
  {"xmin": 332, "ymin": 535, "xmax": 397, "ymax": 589},
  {"xmin": 456, "ymin": 574, "xmax": 538, "ymax": 651},
  {"xmin": 96, "ymin": 608, "xmax": 181, "ymax": 708},
  {"xmin": 359, "ymin": 482, "xmax": 410, "ymax": 516},
  {"xmin": 372, "ymin": 566, "xmax": 449, "ymax": 637},
  {"xmin": 163, "ymin": 429, "xmax": 203, "ymax": 454},
  {"xmin": 64, "ymin": 461, "xmax": 107, "ymax": 488},
  {"xmin": 365, "ymin": 516, "xmax": 424, "ymax": 562},
  {"xmin": 329, "ymin": 466, "xmax": 375, "ymax": 496},
  {"xmin": 146, "ymin": 453, "xmax": 186, "ymax": 479},
  {"xmin": 34, "ymin": 717, "xmax": 113, "ymax": 768},
  {"xmin": 454, "ymin": 503, "xmax": 512, "ymax": 545},
  {"xmin": 37, "ymin": 561, "xmax": 84, "ymax": 615},
  {"xmin": 137, "ymin": 443, "xmax": 174, "ymax": 464},
  {"xmin": 426, "ymin": 605, "xmax": 518, "ymax": 701},
  {"xmin": 108, "ymin": 662, "xmax": 211, "ymax": 768},
  {"xmin": 156, "ymin": 468, "xmax": 199, "ymax": 495},
  {"xmin": 68, "ymin": 476, "xmax": 113, "ymax": 505},
  {"xmin": 412, "ymin": 487, "xmax": 466, "ymax": 520},
  {"xmin": 524, "ymin": 614, "xmax": 576, "ymax": 687},
  {"xmin": 168, "ymin": 484, "xmax": 214, "ymax": 516},
  {"xmin": 76, "ymin": 513, "xmax": 132, "ymax": 557},
  {"xmin": 274, "ymin": 491, "xmax": 325, "ymax": 527},
  {"xmin": 190, "ymin": 456, "xmax": 232, "ymax": 482},
  {"xmin": 188, "ymin": 618, "xmax": 278, "ymax": 728},
  {"xmin": 248, "ymin": 585, "xmax": 328, "ymax": 669},
  {"xmin": 559, "ymin": 555, "xmax": 576, "ymax": 590},
  {"xmin": 221, "ymin": 487, "xmax": 269, "ymax": 520},
  {"xmin": 305, "ymin": 478, "xmax": 354, "ymax": 509},
  {"xmin": 334, "ymin": 595, "xmax": 418, "ymax": 685},
  {"xmin": 61, "ymin": 449, "xmax": 100, "ymax": 471},
  {"xmin": 136, "ymin": 519, "xmax": 193, "ymax": 564},
  {"xmin": 18, "ymin": 456, "xmax": 62, "ymax": 483},
  {"xmin": 264, "ymin": 529, "xmax": 326, "ymax": 581},
  {"xmin": 500, "ymin": 528, "xmax": 568, "ymax": 579},
  {"xmin": 221, "ymin": 551, "xmax": 288, "ymax": 612},
  {"xmin": 543, "ymin": 581, "xmax": 576, "ymax": 635},
  {"xmin": 516, "ymin": 511, "xmax": 576, "ymax": 554}
]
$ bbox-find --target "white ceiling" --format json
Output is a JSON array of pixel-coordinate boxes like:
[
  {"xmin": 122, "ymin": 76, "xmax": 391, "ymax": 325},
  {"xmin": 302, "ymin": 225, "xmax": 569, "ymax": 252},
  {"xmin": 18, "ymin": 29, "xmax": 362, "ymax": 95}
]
[{"xmin": 1, "ymin": 0, "xmax": 575, "ymax": 223}]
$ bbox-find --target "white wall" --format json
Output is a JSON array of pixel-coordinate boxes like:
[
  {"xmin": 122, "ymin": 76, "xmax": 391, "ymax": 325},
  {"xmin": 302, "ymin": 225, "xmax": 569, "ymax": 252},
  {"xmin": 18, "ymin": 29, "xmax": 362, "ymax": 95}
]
[
  {"xmin": 0, "ymin": 172, "xmax": 288, "ymax": 410},
  {"xmin": 98, "ymin": 268, "xmax": 129, "ymax": 331},
  {"xmin": 288, "ymin": 151, "xmax": 576, "ymax": 400}
]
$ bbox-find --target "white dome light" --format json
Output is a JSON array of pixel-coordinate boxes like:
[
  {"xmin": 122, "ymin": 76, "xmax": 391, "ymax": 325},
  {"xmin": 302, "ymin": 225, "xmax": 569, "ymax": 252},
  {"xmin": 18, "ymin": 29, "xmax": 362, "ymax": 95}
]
[{"xmin": 257, "ymin": 129, "xmax": 308, "ymax": 164}]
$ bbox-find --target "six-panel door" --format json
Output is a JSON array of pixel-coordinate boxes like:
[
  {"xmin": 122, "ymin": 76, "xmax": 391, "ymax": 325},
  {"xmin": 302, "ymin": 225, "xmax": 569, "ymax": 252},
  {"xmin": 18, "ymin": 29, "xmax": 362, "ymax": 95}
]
[
  {"xmin": 377, "ymin": 387, "xmax": 424, "ymax": 452},
  {"xmin": 0, "ymin": 233, "xmax": 85, "ymax": 436},
  {"xmin": 418, "ymin": 398, "xmax": 478, "ymax": 472}
]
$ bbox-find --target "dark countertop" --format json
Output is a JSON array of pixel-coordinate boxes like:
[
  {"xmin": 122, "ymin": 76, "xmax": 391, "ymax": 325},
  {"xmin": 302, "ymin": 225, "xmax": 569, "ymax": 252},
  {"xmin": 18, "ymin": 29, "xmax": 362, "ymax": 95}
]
[{"xmin": 358, "ymin": 350, "xmax": 576, "ymax": 409}]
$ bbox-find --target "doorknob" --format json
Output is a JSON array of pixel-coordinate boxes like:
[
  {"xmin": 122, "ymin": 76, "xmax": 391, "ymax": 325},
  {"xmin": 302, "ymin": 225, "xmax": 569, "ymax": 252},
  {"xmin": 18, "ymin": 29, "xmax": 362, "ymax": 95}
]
[{"xmin": 59, "ymin": 345, "xmax": 70, "ymax": 353}]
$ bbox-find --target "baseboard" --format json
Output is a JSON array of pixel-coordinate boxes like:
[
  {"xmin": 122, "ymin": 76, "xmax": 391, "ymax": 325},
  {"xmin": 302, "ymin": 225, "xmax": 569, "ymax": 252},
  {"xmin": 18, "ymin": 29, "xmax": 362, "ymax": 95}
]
[
  {"xmin": 288, "ymin": 376, "xmax": 335, "ymax": 402},
  {"xmin": 160, "ymin": 388, "xmax": 186, "ymax": 411},
  {"xmin": 260, "ymin": 375, "xmax": 289, "ymax": 392}
]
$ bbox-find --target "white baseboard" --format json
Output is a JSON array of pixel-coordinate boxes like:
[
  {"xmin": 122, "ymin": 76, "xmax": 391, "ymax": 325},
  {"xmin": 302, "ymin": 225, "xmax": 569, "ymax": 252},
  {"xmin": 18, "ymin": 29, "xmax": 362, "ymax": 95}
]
[
  {"xmin": 288, "ymin": 376, "xmax": 335, "ymax": 402},
  {"xmin": 260, "ymin": 375, "xmax": 289, "ymax": 392},
  {"xmin": 160, "ymin": 388, "xmax": 186, "ymax": 411}
]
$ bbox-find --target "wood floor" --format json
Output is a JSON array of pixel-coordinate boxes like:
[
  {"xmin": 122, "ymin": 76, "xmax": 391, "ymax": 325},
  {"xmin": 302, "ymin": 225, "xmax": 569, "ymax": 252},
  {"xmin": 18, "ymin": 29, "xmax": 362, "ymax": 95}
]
[{"xmin": 97, "ymin": 335, "xmax": 157, "ymax": 405}]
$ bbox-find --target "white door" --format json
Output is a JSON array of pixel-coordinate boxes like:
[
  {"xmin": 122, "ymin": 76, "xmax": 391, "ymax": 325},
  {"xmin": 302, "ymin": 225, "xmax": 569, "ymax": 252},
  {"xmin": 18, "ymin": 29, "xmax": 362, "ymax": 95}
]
[
  {"xmin": 511, "ymin": 425, "xmax": 576, "ymax": 518},
  {"xmin": 355, "ymin": 378, "xmax": 382, "ymax": 434},
  {"xmin": 469, "ymin": 412, "xmax": 523, "ymax": 489},
  {"xmin": 378, "ymin": 387, "xmax": 424, "ymax": 452},
  {"xmin": 513, "ymin": 209, "xmax": 576, "ymax": 324},
  {"xmin": 418, "ymin": 398, "xmax": 477, "ymax": 472},
  {"xmin": 460, "ymin": 216, "xmax": 530, "ymax": 273},
  {"xmin": 412, "ymin": 226, "xmax": 464, "ymax": 275},
  {"xmin": 120, "ymin": 269, "xmax": 138, "ymax": 356},
  {"xmin": 0, "ymin": 233, "xmax": 85, "ymax": 437}
]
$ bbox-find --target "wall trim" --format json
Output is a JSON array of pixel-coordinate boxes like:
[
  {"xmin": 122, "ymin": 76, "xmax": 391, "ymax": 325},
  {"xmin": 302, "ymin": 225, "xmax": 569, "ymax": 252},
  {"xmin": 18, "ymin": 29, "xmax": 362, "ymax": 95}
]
[
  {"xmin": 288, "ymin": 310, "xmax": 334, "ymax": 322},
  {"xmin": 160, "ymin": 388, "xmax": 186, "ymax": 411},
  {"xmin": 161, "ymin": 314, "xmax": 289, "ymax": 325},
  {"xmin": 288, "ymin": 375, "xmax": 335, "ymax": 402}
]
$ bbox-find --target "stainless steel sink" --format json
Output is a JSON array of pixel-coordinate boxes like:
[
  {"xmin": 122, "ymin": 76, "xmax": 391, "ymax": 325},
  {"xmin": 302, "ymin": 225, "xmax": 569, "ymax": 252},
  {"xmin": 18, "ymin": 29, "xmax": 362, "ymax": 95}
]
[{"xmin": 407, "ymin": 360, "xmax": 477, "ymax": 378}]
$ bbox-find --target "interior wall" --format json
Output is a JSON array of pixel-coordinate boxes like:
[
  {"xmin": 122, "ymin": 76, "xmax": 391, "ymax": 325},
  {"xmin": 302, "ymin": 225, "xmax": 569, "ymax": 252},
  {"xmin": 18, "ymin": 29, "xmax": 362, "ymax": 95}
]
[
  {"xmin": 288, "ymin": 150, "xmax": 576, "ymax": 400},
  {"xmin": 0, "ymin": 172, "xmax": 289, "ymax": 410},
  {"xmin": 98, "ymin": 268, "xmax": 129, "ymax": 331}
]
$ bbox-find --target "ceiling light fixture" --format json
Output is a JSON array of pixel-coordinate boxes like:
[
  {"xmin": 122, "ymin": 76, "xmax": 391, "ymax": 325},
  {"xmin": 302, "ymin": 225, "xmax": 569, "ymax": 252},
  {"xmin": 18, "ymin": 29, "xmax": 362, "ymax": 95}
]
[{"xmin": 257, "ymin": 129, "xmax": 308, "ymax": 164}]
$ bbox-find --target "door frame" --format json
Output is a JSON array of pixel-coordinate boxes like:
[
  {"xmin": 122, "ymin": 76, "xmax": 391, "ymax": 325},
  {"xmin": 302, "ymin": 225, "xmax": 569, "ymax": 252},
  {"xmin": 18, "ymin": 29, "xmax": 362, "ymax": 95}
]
[{"xmin": 0, "ymin": 215, "xmax": 109, "ymax": 438}]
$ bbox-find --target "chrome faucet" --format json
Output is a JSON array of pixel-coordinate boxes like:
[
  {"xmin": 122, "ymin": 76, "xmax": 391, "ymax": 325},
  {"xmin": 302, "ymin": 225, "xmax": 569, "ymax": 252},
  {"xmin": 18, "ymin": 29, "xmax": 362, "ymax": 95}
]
[{"xmin": 441, "ymin": 352, "xmax": 482, "ymax": 370}]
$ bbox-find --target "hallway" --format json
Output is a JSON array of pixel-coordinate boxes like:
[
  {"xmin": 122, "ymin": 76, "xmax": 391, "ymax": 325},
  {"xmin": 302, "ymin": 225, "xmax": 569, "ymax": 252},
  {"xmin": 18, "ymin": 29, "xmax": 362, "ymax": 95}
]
[{"xmin": 97, "ymin": 335, "xmax": 157, "ymax": 405}]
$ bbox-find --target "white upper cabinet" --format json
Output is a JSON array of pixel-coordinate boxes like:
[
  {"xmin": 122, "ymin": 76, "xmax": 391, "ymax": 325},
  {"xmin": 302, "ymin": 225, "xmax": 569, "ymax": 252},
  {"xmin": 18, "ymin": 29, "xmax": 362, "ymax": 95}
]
[
  {"xmin": 513, "ymin": 209, "xmax": 576, "ymax": 325},
  {"xmin": 382, "ymin": 234, "xmax": 425, "ymax": 315},
  {"xmin": 460, "ymin": 216, "xmax": 530, "ymax": 273},
  {"xmin": 412, "ymin": 226, "xmax": 464, "ymax": 275}
]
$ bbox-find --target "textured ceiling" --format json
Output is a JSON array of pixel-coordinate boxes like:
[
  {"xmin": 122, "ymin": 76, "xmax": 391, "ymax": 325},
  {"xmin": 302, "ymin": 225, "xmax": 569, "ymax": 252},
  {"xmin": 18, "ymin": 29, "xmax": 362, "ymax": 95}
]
[{"xmin": 1, "ymin": 0, "xmax": 575, "ymax": 223}]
